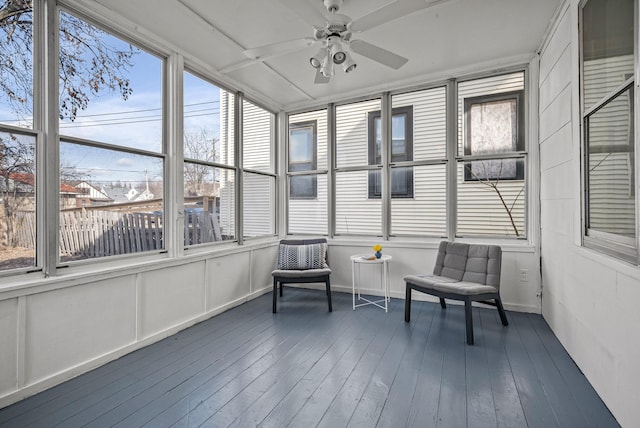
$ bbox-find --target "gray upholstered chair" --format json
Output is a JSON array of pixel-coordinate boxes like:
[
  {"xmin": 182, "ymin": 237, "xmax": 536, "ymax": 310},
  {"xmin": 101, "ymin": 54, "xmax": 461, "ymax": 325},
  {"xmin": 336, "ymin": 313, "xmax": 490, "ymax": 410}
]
[
  {"xmin": 272, "ymin": 238, "xmax": 332, "ymax": 313},
  {"xmin": 404, "ymin": 241, "xmax": 508, "ymax": 344}
]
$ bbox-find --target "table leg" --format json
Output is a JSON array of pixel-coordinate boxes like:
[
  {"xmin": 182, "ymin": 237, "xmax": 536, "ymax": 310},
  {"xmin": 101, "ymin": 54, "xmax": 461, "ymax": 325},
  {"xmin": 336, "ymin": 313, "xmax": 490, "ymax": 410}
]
[{"xmin": 351, "ymin": 260, "xmax": 356, "ymax": 310}]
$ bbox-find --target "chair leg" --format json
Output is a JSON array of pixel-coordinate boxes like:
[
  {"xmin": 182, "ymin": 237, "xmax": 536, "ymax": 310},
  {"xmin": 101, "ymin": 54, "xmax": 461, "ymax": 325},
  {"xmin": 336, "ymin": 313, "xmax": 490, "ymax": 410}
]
[
  {"xmin": 496, "ymin": 297, "xmax": 508, "ymax": 326},
  {"xmin": 404, "ymin": 284, "xmax": 411, "ymax": 322},
  {"xmin": 326, "ymin": 277, "xmax": 333, "ymax": 312},
  {"xmin": 272, "ymin": 278, "xmax": 278, "ymax": 313},
  {"xmin": 279, "ymin": 282, "xmax": 283, "ymax": 297},
  {"xmin": 439, "ymin": 297, "xmax": 446, "ymax": 309},
  {"xmin": 465, "ymin": 299, "xmax": 474, "ymax": 345}
]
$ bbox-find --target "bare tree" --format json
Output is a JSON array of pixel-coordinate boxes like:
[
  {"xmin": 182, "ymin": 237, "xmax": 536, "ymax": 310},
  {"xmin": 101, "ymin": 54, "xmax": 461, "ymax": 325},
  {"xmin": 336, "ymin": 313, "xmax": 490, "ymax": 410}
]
[
  {"xmin": 184, "ymin": 127, "xmax": 218, "ymax": 196},
  {"xmin": 468, "ymin": 159, "xmax": 524, "ymax": 237},
  {"xmin": 0, "ymin": 133, "xmax": 33, "ymax": 246},
  {"xmin": 1, "ymin": 0, "xmax": 139, "ymax": 121}
]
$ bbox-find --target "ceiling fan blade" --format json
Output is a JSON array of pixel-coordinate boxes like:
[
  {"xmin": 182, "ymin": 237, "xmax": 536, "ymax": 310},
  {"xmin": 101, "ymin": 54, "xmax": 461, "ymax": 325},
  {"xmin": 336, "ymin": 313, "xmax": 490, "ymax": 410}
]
[
  {"xmin": 314, "ymin": 69, "xmax": 331, "ymax": 84},
  {"xmin": 243, "ymin": 38, "xmax": 316, "ymax": 60},
  {"xmin": 349, "ymin": 39, "xmax": 408, "ymax": 69},
  {"xmin": 350, "ymin": 0, "xmax": 455, "ymax": 33},
  {"xmin": 219, "ymin": 59, "xmax": 261, "ymax": 74},
  {"xmin": 277, "ymin": 0, "xmax": 327, "ymax": 28}
]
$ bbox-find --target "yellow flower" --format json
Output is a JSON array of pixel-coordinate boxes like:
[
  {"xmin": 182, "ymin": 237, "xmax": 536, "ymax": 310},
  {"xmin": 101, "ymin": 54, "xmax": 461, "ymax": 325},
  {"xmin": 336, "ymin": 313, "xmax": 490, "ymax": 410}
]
[{"xmin": 373, "ymin": 244, "xmax": 383, "ymax": 252}]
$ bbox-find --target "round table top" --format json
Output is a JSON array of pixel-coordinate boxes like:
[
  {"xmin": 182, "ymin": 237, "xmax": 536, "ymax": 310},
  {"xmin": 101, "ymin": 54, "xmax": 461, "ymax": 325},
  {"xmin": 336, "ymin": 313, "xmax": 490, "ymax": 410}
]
[{"xmin": 351, "ymin": 254, "xmax": 392, "ymax": 263}]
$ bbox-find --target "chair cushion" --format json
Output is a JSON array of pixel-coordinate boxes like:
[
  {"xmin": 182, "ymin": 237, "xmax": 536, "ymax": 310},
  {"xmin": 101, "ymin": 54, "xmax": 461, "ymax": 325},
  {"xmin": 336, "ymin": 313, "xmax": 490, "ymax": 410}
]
[
  {"xmin": 277, "ymin": 242, "xmax": 327, "ymax": 270},
  {"xmin": 404, "ymin": 274, "xmax": 498, "ymax": 296},
  {"xmin": 272, "ymin": 267, "xmax": 332, "ymax": 278}
]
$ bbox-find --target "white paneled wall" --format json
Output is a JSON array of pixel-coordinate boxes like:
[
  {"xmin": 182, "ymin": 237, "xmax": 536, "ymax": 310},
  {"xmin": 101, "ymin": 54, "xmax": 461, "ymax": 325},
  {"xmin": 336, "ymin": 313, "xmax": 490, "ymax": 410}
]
[
  {"xmin": 0, "ymin": 244, "xmax": 277, "ymax": 409},
  {"xmin": 539, "ymin": 2, "xmax": 640, "ymax": 426}
]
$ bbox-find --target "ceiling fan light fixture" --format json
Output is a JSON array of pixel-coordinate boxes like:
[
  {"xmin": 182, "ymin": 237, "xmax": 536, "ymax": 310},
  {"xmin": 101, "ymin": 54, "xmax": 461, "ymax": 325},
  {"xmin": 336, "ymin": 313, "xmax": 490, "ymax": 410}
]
[
  {"xmin": 309, "ymin": 48, "xmax": 325, "ymax": 69},
  {"xmin": 320, "ymin": 54, "xmax": 334, "ymax": 77},
  {"xmin": 328, "ymin": 36, "xmax": 347, "ymax": 65},
  {"xmin": 342, "ymin": 54, "xmax": 357, "ymax": 73}
]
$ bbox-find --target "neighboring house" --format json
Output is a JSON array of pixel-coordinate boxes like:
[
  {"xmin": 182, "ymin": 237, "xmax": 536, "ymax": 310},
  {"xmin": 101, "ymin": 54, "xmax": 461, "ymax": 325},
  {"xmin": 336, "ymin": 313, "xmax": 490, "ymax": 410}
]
[{"xmin": 1, "ymin": 173, "xmax": 81, "ymax": 210}]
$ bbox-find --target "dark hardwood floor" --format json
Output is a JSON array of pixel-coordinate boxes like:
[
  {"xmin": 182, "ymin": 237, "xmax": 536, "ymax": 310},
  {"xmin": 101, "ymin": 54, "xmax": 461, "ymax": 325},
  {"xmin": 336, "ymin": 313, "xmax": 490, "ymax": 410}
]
[{"xmin": 0, "ymin": 288, "xmax": 619, "ymax": 427}]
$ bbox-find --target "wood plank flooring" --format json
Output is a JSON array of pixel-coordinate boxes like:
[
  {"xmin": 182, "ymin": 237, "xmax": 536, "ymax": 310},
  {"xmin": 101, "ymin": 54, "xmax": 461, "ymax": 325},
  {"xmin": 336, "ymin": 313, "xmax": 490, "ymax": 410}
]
[{"xmin": 0, "ymin": 288, "xmax": 619, "ymax": 427}]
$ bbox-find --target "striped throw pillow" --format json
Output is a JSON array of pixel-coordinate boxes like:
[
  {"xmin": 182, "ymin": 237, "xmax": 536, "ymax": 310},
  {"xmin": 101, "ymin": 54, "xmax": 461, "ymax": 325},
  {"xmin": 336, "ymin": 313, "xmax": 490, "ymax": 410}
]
[{"xmin": 277, "ymin": 243, "xmax": 327, "ymax": 270}]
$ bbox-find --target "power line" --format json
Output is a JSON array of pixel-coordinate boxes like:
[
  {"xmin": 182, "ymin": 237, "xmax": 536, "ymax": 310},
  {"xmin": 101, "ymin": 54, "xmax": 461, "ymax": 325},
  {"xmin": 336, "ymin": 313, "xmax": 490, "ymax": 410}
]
[
  {"xmin": 0, "ymin": 100, "xmax": 221, "ymax": 123},
  {"xmin": 59, "ymin": 111, "xmax": 221, "ymax": 128},
  {"xmin": 60, "ymin": 107, "xmax": 219, "ymax": 125}
]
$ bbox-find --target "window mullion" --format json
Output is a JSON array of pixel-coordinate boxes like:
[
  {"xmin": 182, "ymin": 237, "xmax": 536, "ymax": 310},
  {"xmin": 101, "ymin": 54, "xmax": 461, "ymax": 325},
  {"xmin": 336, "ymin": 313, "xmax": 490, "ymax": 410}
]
[
  {"xmin": 44, "ymin": 0, "xmax": 60, "ymax": 275},
  {"xmin": 446, "ymin": 79, "xmax": 457, "ymax": 241},
  {"xmin": 381, "ymin": 92, "xmax": 391, "ymax": 240}
]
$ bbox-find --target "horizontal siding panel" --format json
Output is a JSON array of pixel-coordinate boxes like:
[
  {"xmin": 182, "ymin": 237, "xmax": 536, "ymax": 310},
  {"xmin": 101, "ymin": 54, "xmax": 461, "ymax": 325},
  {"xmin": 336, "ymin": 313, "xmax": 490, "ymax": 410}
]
[
  {"xmin": 243, "ymin": 173, "xmax": 275, "ymax": 237},
  {"xmin": 335, "ymin": 170, "xmax": 381, "ymax": 235},
  {"xmin": 288, "ymin": 174, "xmax": 328, "ymax": 234},
  {"xmin": 391, "ymin": 164, "xmax": 446, "ymax": 236},
  {"xmin": 243, "ymin": 101, "xmax": 274, "ymax": 172},
  {"xmin": 336, "ymin": 99, "xmax": 381, "ymax": 168}
]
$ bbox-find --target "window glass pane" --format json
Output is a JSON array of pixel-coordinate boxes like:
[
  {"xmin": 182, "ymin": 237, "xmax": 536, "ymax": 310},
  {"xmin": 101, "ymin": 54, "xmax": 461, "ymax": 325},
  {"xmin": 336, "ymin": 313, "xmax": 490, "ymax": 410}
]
[
  {"xmin": 0, "ymin": 1, "xmax": 33, "ymax": 128},
  {"xmin": 458, "ymin": 73, "xmax": 524, "ymax": 156},
  {"xmin": 336, "ymin": 99, "xmax": 381, "ymax": 168},
  {"xmin": 582, "ymin": 0, "xmax": 634, "ymax": 111},
  {"xmin": 587, "ymin": 86, "xmax": 635, "ymax": 238},
  {"xmin": 335, "ymin": 170, "xmax": 381, "ymax": 235},
  {"xmin": 289, "ymin": 109, "xmax": 327, "ymax": 170},
  {"xmin": 59, "ymin": 142, "xmax": 164, "ymax": 261},
  {"xmin": 468, "ymin": 99, "xmax": 517, "ymax": 154},
  {"xmin": 0, "ymin": 130, "xmax": 36, "ymax": 270},
  {"xmin": 184, "ymin": 163, "xmax": 235, "ymax": 246},
  {"xmin": 243, "ymin": 172, "xmax": 275, "ymax": 237},
  {"xmin": 392, "ymin": 87, "xmax": 446, "ymax": 161},
  {"xmin": 456, "ymin": 160, "xmax": 525, "ymax": 237},
  {"xmin": 58, "ymin": 11, "xmax": 162, "ymax": 153},
  {"xmin": 242, "ymin": 100, "xmax": 273, "ymax": 172},
  {"xmin": 289, "ymin": 174, "xmax": 327, "ymax": 234},
  {"xmin": 184, "ymin": 72, "xmax": 234, "ymax": 166},
  {"xmin": 391, "ymin": 164, "xmax": 446, "ymax": 236},
  {"xmin": 289, "ymin": 128, "xmax": 313, "ymax": 163}
]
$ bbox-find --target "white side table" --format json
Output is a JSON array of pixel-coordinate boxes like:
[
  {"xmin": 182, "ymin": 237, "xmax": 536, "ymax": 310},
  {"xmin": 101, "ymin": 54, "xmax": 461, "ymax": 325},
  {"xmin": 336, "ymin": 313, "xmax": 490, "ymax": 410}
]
[{"xmin": 350, "ymin": 254, "xmax": 392, "ymax": 312}]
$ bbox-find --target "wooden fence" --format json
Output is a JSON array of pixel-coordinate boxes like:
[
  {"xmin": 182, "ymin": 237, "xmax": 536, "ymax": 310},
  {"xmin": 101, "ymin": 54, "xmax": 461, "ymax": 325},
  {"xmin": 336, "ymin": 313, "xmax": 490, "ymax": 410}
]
[
  {"xmin": 59, "ymin": 211, "xmax": 163, "ymax": 258},
  {"xmin": 13, "ymin": 209, "xmax": 223, "ymax": 258}
]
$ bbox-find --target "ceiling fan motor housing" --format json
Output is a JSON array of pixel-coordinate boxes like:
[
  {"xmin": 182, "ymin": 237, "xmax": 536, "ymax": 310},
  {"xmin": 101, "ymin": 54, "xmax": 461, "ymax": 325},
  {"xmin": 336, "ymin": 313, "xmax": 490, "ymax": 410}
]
[{"xmin": 323, "ymin": 0, "xmax": 343, "ymax": 13}]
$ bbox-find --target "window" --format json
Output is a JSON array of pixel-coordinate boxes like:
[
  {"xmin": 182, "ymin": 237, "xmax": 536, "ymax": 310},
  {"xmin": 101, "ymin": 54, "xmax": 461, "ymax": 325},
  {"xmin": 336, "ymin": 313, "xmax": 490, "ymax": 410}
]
[
  {"xmin": 242, "ymin": 99, "xmax": 276, "ymax": 238},
  {"xmin": 0, "ymin": 1, "xmax": 36, "ymax": 272},
  {"xmin": 368, "ymin": 106, "xmax": 414, "ymax": 198},
  {"xmin": 457, "ymin": 72, "xmax": 527, "ymax": 238},
  {"xmin": 581, "ymin": 0, "xmax": 636, "ymax": 261},
  {"xmin": 289, "ymin": 121, "xmax": 317, "ymax": 199},
  {"xmin": 58, "ymin": 11, "xmax": 165, "ymax": 262},
  {"xmin": 287, "ymin": 110, "xmax": 328, "ymax": 235},
  {"xmin": 183, "ymin": 71, "xmax": 235, "ymax": 246},
  {"xmin": 335, "ymin": 99, "xmax": 382, "ymax": 235},
  {"xmin": 390, "ymin": 87, "xmax": 447, "ymax": 237},
  {"xmin": 463, "ymin": 91, "xmax": 524, "ymax": 181}
]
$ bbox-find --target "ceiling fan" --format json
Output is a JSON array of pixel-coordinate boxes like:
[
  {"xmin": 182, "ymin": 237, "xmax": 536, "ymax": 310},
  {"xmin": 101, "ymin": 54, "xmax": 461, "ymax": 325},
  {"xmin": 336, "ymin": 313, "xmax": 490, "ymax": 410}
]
[{"xmin": 221, "ymin": 0, "xmax": 455, "ymax": 83}]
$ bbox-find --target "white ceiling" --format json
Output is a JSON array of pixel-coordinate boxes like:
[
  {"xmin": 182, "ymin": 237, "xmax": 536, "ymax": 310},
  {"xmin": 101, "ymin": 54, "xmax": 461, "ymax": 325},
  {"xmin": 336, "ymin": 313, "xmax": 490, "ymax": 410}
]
[{"xmin": 92, "ymin": 0, "xmax": 562, "ymax": 111}]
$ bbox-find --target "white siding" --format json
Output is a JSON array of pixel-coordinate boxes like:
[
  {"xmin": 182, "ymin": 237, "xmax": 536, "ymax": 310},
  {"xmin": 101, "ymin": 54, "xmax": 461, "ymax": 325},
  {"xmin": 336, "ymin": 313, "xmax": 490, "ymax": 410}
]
[
  {"xmin": 243, "ymin": 172, "xmax": 275, "ymax": 237},
  {"xmin": 335, "ymin": 99, "xmax": 381, "ymax": 168},
  {"xmin": 242, "ymin": 100, "xmax": 273, "ymax": 172},
  {"xmin": 219, "ymin": 90, "xmax": 236, "ymax": 237}
]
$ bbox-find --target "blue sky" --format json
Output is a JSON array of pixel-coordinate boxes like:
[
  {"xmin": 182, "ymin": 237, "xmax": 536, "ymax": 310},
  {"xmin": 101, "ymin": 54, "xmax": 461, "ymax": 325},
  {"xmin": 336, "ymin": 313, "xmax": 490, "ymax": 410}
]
[{"xmin": 1, "ymin": 10, "xmax": 223, "ymax": 188}]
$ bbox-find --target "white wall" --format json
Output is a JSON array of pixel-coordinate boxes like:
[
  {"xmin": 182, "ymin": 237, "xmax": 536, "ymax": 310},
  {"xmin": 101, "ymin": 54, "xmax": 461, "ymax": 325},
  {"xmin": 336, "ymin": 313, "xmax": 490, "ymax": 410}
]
[
  {"xmin": 0, "ymin": 243, "xmax": 277, "ymax": 409},
  {"xmin": 538, "ymin": 2, "xmax": 640, "ymax": 426}
]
